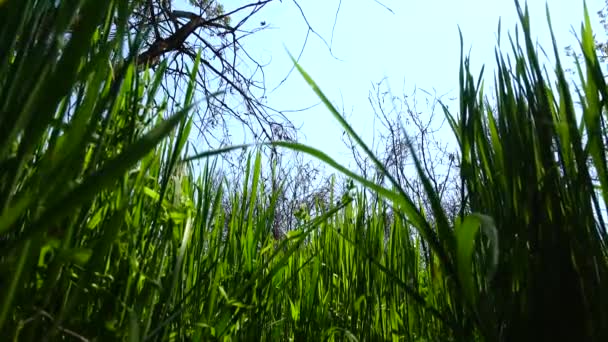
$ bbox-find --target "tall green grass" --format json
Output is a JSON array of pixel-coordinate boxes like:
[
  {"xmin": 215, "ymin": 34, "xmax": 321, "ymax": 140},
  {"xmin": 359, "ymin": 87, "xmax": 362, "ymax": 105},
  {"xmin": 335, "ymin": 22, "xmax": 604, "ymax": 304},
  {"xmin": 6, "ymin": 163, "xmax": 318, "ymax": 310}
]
[
  {"xmin": 1, "ymin": 0, "xmax": 607, "ymax": 341},
  {"xmin": 280, "ymin": 1, "xmax": 608, "ymax": 341}
]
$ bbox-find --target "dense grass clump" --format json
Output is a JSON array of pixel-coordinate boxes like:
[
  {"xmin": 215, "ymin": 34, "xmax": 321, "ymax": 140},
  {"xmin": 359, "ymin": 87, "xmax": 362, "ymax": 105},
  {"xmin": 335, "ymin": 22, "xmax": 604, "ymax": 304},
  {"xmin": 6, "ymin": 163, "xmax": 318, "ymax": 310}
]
[{"xmin": 1, "ymin": 0, "xmax": 607, "ymax": 341}]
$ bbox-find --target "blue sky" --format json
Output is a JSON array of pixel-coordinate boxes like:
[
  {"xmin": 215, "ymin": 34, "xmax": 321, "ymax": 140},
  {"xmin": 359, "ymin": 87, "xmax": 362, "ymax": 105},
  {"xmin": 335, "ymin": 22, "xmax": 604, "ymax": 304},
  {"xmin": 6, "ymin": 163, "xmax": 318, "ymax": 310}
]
[{"xmin": 225, "ymin": 0, "xmax": 607, "ymax": 169}]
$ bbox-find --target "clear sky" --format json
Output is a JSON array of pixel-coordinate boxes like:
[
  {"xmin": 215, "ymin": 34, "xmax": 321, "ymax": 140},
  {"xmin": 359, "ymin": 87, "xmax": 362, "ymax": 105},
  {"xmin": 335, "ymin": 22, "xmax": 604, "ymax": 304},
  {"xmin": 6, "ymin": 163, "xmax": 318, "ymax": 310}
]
[{"xmin": 227, "ymin": 0, "xmax": 607, "ymax": 170}]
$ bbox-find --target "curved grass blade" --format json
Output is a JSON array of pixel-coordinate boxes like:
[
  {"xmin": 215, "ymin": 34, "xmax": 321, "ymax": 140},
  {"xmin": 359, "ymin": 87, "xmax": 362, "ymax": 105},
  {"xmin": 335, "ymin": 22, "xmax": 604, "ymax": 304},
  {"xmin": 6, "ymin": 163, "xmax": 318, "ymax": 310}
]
[{"xmin": 286, "ymin": 56, "xmax": 453, "ymax": 277}]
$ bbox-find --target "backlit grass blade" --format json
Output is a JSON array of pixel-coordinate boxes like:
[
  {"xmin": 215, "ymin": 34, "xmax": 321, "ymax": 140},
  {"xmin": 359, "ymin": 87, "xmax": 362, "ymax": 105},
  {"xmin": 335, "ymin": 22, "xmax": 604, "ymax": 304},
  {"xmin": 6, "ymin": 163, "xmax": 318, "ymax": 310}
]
[{"xmin": 284, "ymin": 61, "xmax": 449, "ymax": 263}]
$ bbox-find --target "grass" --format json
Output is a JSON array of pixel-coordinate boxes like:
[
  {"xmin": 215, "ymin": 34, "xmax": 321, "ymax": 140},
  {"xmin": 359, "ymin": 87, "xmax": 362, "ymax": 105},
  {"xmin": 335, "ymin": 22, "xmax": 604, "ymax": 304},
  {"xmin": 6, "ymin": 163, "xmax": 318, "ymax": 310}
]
[{"xmin": 1, "ymin": 0, "xmax": 607, "ymax": 340}]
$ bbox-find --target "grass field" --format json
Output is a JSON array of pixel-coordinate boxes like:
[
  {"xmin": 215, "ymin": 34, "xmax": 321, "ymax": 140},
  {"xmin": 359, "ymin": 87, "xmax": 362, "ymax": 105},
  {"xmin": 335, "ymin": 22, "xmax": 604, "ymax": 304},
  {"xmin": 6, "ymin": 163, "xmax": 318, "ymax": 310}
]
[{"xmin": 1, "ymin": 0, "xmax": 607, "ymax": 340}]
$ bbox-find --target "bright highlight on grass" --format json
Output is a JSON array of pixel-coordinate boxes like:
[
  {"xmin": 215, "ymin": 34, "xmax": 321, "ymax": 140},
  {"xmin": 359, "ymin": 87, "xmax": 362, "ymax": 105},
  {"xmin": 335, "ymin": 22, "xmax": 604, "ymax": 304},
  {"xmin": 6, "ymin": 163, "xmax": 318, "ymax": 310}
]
[{"xmin": 1, "ymin": 0, "xmax": 607, "ymax": 341}]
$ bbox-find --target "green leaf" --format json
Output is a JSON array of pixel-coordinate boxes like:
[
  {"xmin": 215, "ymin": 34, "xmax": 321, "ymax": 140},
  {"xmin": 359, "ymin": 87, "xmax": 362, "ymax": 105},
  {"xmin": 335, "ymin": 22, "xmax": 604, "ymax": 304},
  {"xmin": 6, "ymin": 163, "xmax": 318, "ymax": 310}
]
[
  {"xmin": 455, "ymin": 213, "xmax": 498, "ymax": 306},
  {"xmin": 60, "ymin": 247, "xmax": 93, "ymax": 266}
]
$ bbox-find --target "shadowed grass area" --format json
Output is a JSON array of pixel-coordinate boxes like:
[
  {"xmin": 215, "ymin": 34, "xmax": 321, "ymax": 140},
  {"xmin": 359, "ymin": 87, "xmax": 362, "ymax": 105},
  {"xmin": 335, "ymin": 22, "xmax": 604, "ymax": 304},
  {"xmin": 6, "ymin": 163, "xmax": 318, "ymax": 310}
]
[{"xmin": 1, "ymin": 0, "xmax": 607, "ymax": 341}]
